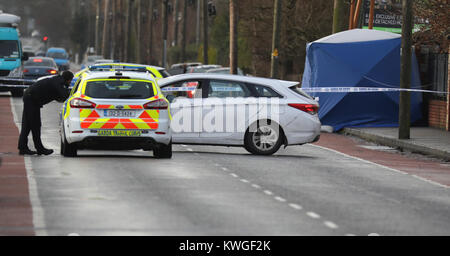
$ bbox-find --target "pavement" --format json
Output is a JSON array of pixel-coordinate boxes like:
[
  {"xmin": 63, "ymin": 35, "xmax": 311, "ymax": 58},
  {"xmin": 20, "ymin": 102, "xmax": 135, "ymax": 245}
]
[{"xmin": 341, "ymin": 127, "xmax": 450, "ymax": 162}]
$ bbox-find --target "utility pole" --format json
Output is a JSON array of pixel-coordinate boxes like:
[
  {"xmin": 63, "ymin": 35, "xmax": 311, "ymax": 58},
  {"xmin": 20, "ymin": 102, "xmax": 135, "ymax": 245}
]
[
  {"xmin": 202, "ymin": 0, "xmax": 208, "ymax": 64},
  {"xmin": 368, "ymin": 0, "xmax": 375, "ymax": 29},
  {"xmin": 399, "ymin": 0, "xmax": 413, "ymax": 139},
  {"xmin": 196, "ymin": 0, "xmax": 200, "ymax": 45},
  {"xmin": 162, "ymin": 0, "xmax": 169, "ymax": 67},
  {"xmin": 124, "ymin": 0, "xmax": 130, "ymax": 61},
  {"xmin": 101, "ymin": 0, "xmax": 110, "ymax": 57},
  {"xmin": 136, "ymin": 0, "xmax": 142, "ymax": 63},
  {"xmin": 229, "ymin": 0, "xmax": 238, "ymax": 74},
  {"xmin": 148, "ymin": 0, "xmax": 155, "ymax": 64},
  {"xmin": 332, "ymin": 0, "xmax": 345, "ymax": 33},
  {"xmin": 173, "ymin": 0, "xmax": 180, "ymax": 47},
  {"xmin": 95, "ymin": 0, "xmax": 101, "ymax": 54},
  {"xmin": 110, "ymin": 0, "xmax": 116, "ymax": 59},
  {"xmin": 270, "ymin": 0, "xmax": 281, "ymax": 79},
  {"xmin": 181, "ymin": 0, "xmax": 188, "ymax": 62}
]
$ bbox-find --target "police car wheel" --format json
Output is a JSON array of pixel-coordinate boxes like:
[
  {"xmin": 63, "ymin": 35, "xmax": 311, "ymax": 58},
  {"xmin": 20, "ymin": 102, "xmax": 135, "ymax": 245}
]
[
  {"xmin": 61, "ymin": 130, "xmax": 77, "ymax": 157},
  {"xmin": 154, "ymin": 141, "xmax": 172, "ymax": 159}
]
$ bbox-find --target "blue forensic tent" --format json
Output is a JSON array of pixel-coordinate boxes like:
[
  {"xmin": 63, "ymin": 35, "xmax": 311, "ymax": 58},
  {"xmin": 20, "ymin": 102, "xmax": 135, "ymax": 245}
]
[{"xmin": 301, "ymin": 29, "xmax": 422, "ymax": 131}]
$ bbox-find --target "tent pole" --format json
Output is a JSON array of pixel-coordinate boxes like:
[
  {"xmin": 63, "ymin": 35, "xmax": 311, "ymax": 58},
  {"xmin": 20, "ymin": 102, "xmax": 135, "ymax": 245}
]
[
  {"xmin": 368, "ymin": 0, "xmax": 375, "ymax": 29},
  {"xmin": 349, "ymin": 0, "xmax": 355, "ymax": 29}
]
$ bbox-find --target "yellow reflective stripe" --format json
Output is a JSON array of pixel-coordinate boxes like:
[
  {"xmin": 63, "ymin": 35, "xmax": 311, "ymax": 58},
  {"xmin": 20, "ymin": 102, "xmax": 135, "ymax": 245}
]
[
  {"xmin": 64, "ymin": 101, "xmax": 71, "ymax": 120},
  {"xmin": 146, "ymin": 110, "xmax": 160, "ymax": 119},
  {"xmin": 129, "ymin": 119, "xmax": 151, "ymax": 129},
  {"xmin": 89, "ymin": 118, "xmax": 110, "ymax": 129},
  {"xmin": 79, "ymin": 109, "xmax": 92, "ymax": 119}
]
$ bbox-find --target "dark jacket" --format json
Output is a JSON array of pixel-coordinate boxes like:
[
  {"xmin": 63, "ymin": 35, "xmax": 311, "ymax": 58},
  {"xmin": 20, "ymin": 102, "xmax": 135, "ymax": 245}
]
[{"xmin": 25, "ymin": 75, "xmax": 70, "ymax": 106}]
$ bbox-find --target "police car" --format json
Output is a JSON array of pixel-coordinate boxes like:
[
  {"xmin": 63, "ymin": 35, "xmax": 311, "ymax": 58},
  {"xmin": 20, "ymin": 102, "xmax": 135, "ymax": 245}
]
[{"xmin": 60, "ymin": 68, "xmax": 172, "ymax": 158}]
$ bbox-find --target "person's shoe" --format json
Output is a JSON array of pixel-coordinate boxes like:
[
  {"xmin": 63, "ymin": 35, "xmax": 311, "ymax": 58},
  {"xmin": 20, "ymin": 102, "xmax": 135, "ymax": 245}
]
[
  {"xmin": 37, "ymin": 148, "xmax": 54, "ymax": 156},
  {"xmin": 19, "ymin": 148, "xmax": 37, "ymax": 155}
]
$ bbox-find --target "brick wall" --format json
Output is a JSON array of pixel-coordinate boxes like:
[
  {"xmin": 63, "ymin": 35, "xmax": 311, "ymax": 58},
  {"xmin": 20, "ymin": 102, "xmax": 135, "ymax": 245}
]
[{"xmin": 429, "ymin": 100, "xmax": 447, "ymax": 129}]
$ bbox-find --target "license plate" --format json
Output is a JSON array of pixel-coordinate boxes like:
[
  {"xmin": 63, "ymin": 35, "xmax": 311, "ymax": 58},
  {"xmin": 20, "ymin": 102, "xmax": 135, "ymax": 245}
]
[
  {"xmin": 104, "ymin": 110, "xmax": 137, "ymax": 117},
  {"xmin": 97, "ymin": 130, "xmax": 142, "ymax": 137}
]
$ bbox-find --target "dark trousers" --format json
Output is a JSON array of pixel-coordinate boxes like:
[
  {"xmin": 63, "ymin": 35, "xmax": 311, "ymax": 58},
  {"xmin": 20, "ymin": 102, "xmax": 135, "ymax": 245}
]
[{"xmin": 18, "ymin": 93, "xmax": 45, "ymax": 151}]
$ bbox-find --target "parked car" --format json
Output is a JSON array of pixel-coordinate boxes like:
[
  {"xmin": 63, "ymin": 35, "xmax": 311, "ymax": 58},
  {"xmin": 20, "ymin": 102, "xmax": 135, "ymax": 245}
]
[
  {"xmin": 187, "ymin": 64, "xmax": 222, "ymax": 73},
  {"xmin": 158, "ymin": 74, "xmax": 321, "ymax": 155},
  {"xmin": 23, "ymin": 57, "xmax": 58, "ymax": 79},
  {"xmin": 206, "ymin": 67, "xmax": 244, "ymax": 76},
  {"xmin": 46, "ymin": 47, "xmax": 70, "ymax": 71},
  {"xmin": 60, "ymin": 69, "xmax": 172, "ymax": 158},
  {"xmin": 168, "ymin": 62, "xmax": 202, "ymax": 75},
  {"xmin": 80, "ymin": 55, "xmax": 103, "ymax": 69}
]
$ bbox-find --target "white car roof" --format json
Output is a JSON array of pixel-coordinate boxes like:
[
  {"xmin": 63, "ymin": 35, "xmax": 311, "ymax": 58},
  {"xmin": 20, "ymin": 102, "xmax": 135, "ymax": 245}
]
[
  {"xmin": 158, "ymin": 73, "xmax": 298, "ymax": 88},
  {"xmin": 82, "ymin": 71, "xmax": 156, "ymax": 82}
]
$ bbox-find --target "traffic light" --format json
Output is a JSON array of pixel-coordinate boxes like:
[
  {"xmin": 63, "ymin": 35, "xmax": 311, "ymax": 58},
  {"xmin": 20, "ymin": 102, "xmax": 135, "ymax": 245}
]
[{"xmin": 43, "ymin": 36, "xmax": 48, "ymax": 42}]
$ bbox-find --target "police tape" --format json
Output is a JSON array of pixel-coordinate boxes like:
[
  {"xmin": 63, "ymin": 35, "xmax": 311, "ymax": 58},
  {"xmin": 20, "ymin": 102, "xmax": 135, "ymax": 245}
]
[
  {"xmin": 301, "ymin": 87, "xmax": 448, "ymax": 94},
  {"xmin": 161, "ymin": 87, "xmax": 196, "ymax": 92}
]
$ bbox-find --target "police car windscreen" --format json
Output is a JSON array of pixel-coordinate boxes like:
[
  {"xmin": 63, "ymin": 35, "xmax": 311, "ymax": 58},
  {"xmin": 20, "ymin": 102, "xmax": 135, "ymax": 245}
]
[{"xmin": 85, "ymin": 80, "xmax": 155, "ymax": 99}]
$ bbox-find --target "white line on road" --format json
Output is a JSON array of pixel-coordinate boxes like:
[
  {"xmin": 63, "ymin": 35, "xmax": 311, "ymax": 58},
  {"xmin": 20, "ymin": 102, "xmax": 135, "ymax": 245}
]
[
  {"xmin": 230, "ymin": 173, "xmax": 239, "ymax": 178},
  {"xmin": 251, "ymin": 184, "xmax": 261, "ymax": 189},
  {"xmin": 240, "ymin": 179, "xmax": 249, "ymax": 183},
  {"xmin": 186, "ymin": 148, "xmax": 193, "ymax": 152},
  {"xmin": 263, "ymin": 190, "xmax": 273, "ymax": 196},
  {"xmin": 324, "ymin": 221, "xmax": 339, "ymax": 229},
  {"xmin": 10, "ymin": 97, "xmax": 48, "ymax": 236},
  {"xmin": 274, "ymin": 196, "xmax": 287, "ymax": 202},
  {"xmin": 221, "ymin": 167, "xmax": 228, "ymax": 171},
  {"xmin": 288, "ymin": 203, "xmax": 302, "ymax": 210},
  {"xmin": 306, "ymin": 211, "xmax": 321, "ymax": 219},
  {"xmin": 310, "ymin": 144, "xmax": 450, "ymax": 189}
]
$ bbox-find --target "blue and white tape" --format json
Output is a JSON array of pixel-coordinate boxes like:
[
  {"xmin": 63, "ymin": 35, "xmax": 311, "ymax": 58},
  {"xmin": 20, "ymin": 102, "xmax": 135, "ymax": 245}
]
[{"xmin": 301, "ymin": 87, "xmax": 448, "ymax": 94}]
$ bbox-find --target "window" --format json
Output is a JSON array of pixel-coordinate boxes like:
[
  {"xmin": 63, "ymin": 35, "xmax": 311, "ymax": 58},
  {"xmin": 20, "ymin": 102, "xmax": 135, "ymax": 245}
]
[
  {"xmin": 0, "ymin": 40, "xmax": 19, "ymax": 58},
  {"xmin": 162, "ymin": 80, "xmax": 203, "ymax": 102},
  {"xmin": 47, "ymin": 52, "xmax": 68, "ymax": 59},
  {"xmin": 208, "ymin": 80, "xmax": 251, "ymax": 98},
  {"xmin": 84, "ymin": 80, "xmax": 155, "ymax": 99},
  {"xmin": 250, "ymin": 84, "xmax": 282, "ymax": 98}
]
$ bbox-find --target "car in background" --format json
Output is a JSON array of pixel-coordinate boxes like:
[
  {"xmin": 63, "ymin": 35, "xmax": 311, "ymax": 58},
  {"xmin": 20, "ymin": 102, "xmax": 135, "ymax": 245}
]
[
  {"xmin": 60, "ymin": 69, "xmax": 172, "ymax": 158},
  {"xmin": 23, "ymin": 57, "xmax": 58, "ymax": 79},
  {"xmin": 168, "ymin": 62, "xmax": 202, "ymax": 75},
  {"xmin": 206, "ymin": 67, "xmax": 244, "ymax": 76},
  {"xmin": 70, "ymin": 62, "xmax": 170, "ymax": 87},
  {"xmin": 186, "ymin": 64, "xmax": 222, "ymax": 73},
  {"xmin": 158, "ymin": 74, "xmax": 321, "ymax": 155},
  {"xmin": 80, "ymin": 55, "xmax": 103, "ymax": 69},
  {"xmin": 94, "ymin": 59, "xmax": 115, "ymax": 64},
  {"xmin": 46, "ymin": 47, "xmax": 70, "ymax": 71}
]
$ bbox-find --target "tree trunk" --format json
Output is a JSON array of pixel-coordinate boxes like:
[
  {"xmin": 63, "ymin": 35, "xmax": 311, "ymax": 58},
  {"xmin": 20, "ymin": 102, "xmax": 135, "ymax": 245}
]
[
  {"xmin": 332, "ymin": 0, "xmax": 345, "ymax": 33},
  {"xmin": 181, "ymin": 0, "xmax": 188, "ymax": 62},
  {"xmin": 270, "ymin": 0, "xmax": 282, "ymax": 79},
  {"xmin": 101, "ymin": 0, "xmax": 110, "ymax": 57}
]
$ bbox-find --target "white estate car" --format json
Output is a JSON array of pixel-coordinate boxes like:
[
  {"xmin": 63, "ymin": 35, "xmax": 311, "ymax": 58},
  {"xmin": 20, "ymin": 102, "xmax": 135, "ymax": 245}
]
[
  {"xmin": 159, "ymin": 74, "xmax": 321, "ymax": 155},
  {"xmin": 60, "ymin": 69, "xmax": 172, "ymax": 158}
]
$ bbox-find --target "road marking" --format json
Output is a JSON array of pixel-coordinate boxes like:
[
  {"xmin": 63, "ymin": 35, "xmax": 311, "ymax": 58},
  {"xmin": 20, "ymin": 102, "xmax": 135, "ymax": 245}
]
[
  {"xmin": 324, "ymin": 221, "xmax": 339, "ymax": 229},
  {"xmin": 274, "ymin": 196, "xmax": 287, "ymax": 202},
  {"xmin": 181, "ymin": 144, "xmax": 187, "ymax": 147},
  {"xmin": 288, "ymin": 203, "xmax": 302, "ymax": 210},
  {"xmin": 263, "ymin": 190, "xmax": 273, "ymax": 196},
  {"xmin": 240, "ymin": 179, "xmax": 249, "ymax": 183},
  {"xmin": 10, "ymin": 97, "xmax": 48, "ymax": 236},
  {"xmin": 186, "ymin": 148, "xmax": 193, "ymax": 152},
  {"xmin": 306, "ymin": 211, "xmax": 321, "ymax": 219},
  {"xmin": 251, "ymin": 184, "xmax": 261, "ymax": 189},
  {"xmin": 311, "ymin": 144, "xmax": 450, "ymax": 189},
  {"xmin": 214, "ymin": 163, "xmax": 220, "ymax": 167},
  {"xmin": 67, "ymin": 233, "xmax": 80, "ymax": 236},
  {"xmin": 230, "ymin": 173, "xmax": 239, "ymax": 178},
  {"xmin": 221, "ymin": 167, "xmax": 228, "ymax": 171},
  {"xmin": 368, "ymin": 233, "xmax": 381, "ymax": 236},
  {"xmin": 345, "ymin": 234, "xmax": 357, "ymax": 236}
]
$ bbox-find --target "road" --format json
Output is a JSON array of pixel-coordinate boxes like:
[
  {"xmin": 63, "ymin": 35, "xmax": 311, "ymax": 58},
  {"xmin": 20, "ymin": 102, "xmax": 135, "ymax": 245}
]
[{"xmin": 6, "ymin": 96, "xmax": 450, "ymax": 236}]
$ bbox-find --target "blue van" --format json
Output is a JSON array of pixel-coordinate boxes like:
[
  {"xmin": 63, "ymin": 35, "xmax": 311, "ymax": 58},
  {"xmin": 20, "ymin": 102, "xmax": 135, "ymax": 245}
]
[
  {"xmin": 0, "ymin": 12, "xmax": 30, "ymax": 97},
  {"xmin": 46, "ymin": 47, "xmax": 70, "ymax": 71}
]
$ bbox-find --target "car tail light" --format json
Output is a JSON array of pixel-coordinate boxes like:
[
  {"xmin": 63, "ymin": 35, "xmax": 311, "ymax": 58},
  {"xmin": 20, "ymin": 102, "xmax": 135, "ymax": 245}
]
[
  {"xmin": 70, "ymin": 98, "xmax": 96, "ymax": 108},
  {"xmin": 47, "ymin": 69, "xmax": 58, "ymax": 74},
  {"xmin": 288, "ymin": 103, "xmax": 319, "ymax": 115},
  {"xmin": 143, "ymin": 99, "xmax": 168, "ymax": 109},
  {"xmin": 23, "ymin": 69, "xmax": 29, "ymax": 73}
]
